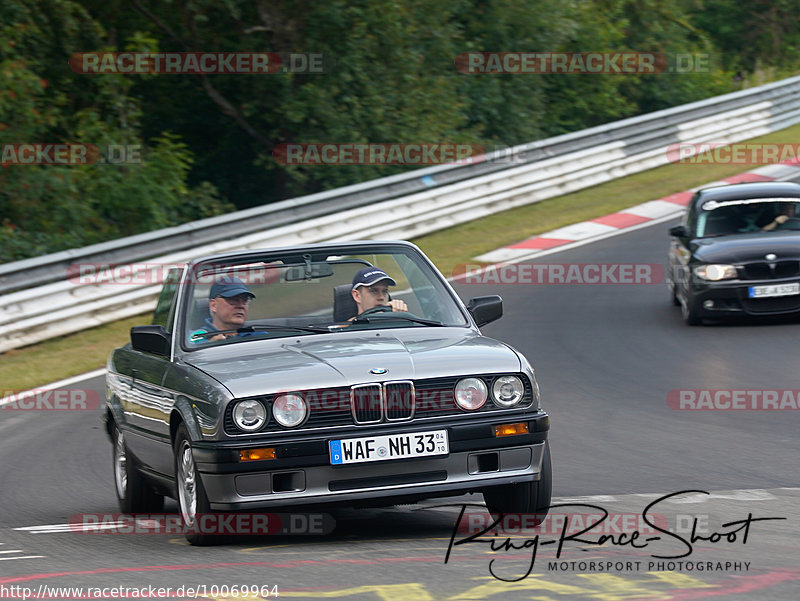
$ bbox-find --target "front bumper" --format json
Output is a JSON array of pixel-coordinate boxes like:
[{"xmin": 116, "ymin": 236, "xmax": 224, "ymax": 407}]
[
  {"xmin": 690, "ymin": 278, "xmax": 800, "ymax": 317},
  {"xmin": 193, "ymin": 414, "xmax": 549, "ymax": 511}
]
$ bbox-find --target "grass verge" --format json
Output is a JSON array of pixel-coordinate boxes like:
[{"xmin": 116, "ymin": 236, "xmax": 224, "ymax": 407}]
[{"xmin": 3, "ymin": 123, "xmax": 800, "ymax": 391}]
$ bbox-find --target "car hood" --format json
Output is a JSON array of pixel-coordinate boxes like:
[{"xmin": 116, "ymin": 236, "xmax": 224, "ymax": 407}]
[
  {"xmin": 181, "ymin": 328, "xmax": 522, "ymax": 398},
  {"xmin": 691, "ymin": 231, "xmax": 800, "ymax": 263}
]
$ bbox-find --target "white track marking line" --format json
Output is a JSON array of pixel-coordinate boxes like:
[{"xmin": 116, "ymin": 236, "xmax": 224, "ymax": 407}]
[
  {"xmin": 667, "ymin": 490, "xmax": 777, "ymax": 504},
  {"xmin": 14, "ymin": 521, "xmax": 130, "ymax": 534},
  {"xmin": 554, "ymin": 495, "xmax": 619, "ymax": 503},
  {"xmin": 0, "ymin": 368, "xmax": 106, "ymax": 406}
]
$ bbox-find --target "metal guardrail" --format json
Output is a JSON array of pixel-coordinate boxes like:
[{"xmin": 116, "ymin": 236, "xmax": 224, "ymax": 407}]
[{"xmin": 2, "ymin": 75, "xmax": 800, "ymax": 352}]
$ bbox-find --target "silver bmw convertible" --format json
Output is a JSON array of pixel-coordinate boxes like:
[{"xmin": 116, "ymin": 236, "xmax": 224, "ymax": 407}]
[{"xmin": 104, "ymin": 240, "xmax": 551, "ymax": 544}]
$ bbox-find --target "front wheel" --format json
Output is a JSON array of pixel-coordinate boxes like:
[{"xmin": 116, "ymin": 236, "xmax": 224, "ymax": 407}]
[
  {"xmin": 174, "ymin": 424, "xmax": 219, "ymax": 545},
  {"xmin": 112, "ymin": 424, "xmax": 164, "ymax": 513},
  {"xmin": 483, "ymin": 442, "xmax": 552, "ymax": 523},
  {"xmin": 680, "ymin": 288, "xmax": 702, "ymax": 326}
]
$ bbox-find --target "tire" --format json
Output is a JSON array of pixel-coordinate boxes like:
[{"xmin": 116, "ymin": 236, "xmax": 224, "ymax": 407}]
[
  {"xmin": 112, "ymin": 424, "xmax": 164, "ymax": 514},
  {"xmin": 680, "ymin": 289, "xmax": 702, "ymax": 326},
  {"xmin": 483, "ymin": 442, "xmax": 552, "ymax": 524},
  {"xmin": 173, "ymin": 424, "xmax": 221, "ymax": 546}
]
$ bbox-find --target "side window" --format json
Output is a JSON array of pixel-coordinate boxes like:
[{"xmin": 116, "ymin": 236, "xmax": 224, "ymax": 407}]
[{"xmin": 152, "ymin": 268, "xmax": 184, "ymax": 330}]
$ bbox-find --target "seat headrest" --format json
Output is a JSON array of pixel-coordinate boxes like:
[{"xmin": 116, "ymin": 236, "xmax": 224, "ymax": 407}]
[{"xmin": 333, "ymin": 284, "xmax": 357, "ymax": 322}]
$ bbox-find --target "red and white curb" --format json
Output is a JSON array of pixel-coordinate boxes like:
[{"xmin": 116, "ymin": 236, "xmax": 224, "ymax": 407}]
[{"xmin": 476, "ymin": 158, "xmax": 800, "ymax": 264}]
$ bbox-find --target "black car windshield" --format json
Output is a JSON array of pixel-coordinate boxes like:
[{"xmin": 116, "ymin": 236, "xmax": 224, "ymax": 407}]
[
  {"xmin": 695, "ymin": 198, "xmax": 800, "ymax": 237},
  {"xmin": 181, "ymin": 246, "xmax": 468, "ymax": 348}
]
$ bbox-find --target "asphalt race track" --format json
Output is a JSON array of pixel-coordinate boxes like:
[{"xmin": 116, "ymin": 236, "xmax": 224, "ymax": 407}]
[{"xmin": 2, "ymin": 199, "xmax": 800, "ymax": 599}]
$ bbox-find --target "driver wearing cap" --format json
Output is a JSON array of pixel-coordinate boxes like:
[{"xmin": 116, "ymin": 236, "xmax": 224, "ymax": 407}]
[
  {"xmin": 351, "ymin": 267, "xmax": 408, "ymax": 317},
  {"xmin": 190, "ymin": 276, "xmax": 257, "ymax": 342}
]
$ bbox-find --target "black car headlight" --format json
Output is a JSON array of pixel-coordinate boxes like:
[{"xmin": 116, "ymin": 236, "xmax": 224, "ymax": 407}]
[
  {"xmin": 232, "ymin": 399, "xmax": 268, "ymax": 432},
  {"xmin": 694, "ymin": 264, "xmax": 737, "ymax": 281},
  {"xmin": 491, "ymin": 375, "xmax": 525, "ymax": 408}
]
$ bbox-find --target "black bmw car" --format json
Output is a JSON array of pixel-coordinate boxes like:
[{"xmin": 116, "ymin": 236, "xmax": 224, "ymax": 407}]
[{"xmin": 667, "ymin": 181, "xmax": 800, "ymax": 325}]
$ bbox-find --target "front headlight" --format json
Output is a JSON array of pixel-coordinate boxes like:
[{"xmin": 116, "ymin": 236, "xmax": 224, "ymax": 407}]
[
  {"xmin": 492, "ymin": 375, "xmax": 525, "ymax": 407},
  {"xmin": 454, "ymin": 378, "xmax": 487, "ymax": 411},
  {"xmin": 232, "ymin": 399, "xmax": 268, "ymax": 432},
  {"xmin": 272, "ymin": 393, "xmax": 308, "ymax": 427},
  {"xmin": 694, "ymin": 264, "xmax": 737, "ymax": 281}
]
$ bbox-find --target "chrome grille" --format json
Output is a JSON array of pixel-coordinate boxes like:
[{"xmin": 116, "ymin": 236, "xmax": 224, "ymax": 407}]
[
  {"xmin": 351, "ymin": 384, "xmax": 383, "ymax": 424},
  {"xmin": 384, "ymin": 381, "xmax": 415, "ymax": 421}
]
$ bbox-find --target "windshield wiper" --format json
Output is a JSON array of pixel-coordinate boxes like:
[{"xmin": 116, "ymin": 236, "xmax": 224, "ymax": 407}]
[
  {"xmin": 190, "ymin": 324, "xmax": 330, "ymax": 340},
  {"xmin": 242, "ymin": 324, "xmax": 331, "ymax": 334},
  {"xmin": 351, "ymin": 314, "xmax": 445, "ymax": 327}
]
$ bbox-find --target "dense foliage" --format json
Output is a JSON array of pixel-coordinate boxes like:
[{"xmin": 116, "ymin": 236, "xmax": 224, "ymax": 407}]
[{"xmin": 2, "ymin": 0, "xmax": 799, "ymax": 262}]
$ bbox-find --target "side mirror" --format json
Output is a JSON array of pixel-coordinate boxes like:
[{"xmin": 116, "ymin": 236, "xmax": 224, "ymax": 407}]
[
  {"xmin": 669, "ymin": 225, "xmax": 689, "ymax": 237},
  {"xmin": 131, "ymin": 325, "xmax": 171, "ymax": 356},
  {"xmin": 467, "ymin": 295, "xmax": 503, "ymax": 327}
]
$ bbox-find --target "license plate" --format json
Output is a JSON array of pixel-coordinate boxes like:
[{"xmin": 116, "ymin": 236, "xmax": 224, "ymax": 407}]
[
  {"xmin": 329, "ymin": 429, "xmax": 448, "ymax": 465},
  {"xmin": 748, "ymin": 283, "xmax": 800, "ymax": 298}
]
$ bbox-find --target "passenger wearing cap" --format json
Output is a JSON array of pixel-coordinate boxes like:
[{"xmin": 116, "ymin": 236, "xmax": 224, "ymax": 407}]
[
  {"xmin": 350, "ymin": 267, "xmax": 408, "ymax": 318},
  {"xmin": 190, "ymin": 276, "xmax": 257, "ymax": 343}
]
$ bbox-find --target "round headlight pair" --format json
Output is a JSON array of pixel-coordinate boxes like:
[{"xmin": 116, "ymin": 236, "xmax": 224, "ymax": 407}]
[
  {"xmin": 232, "ymin": 394, "xmax": 308, "ymax": 431},
  {"xmin": 454, "ymin": 375, "xmax": 525, "ymax": 411}
]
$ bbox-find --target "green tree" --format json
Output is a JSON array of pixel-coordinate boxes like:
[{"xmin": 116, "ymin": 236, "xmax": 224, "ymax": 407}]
[{"xmin": 0, "ymin": 0, "xmax": 230, "ymax": 263}]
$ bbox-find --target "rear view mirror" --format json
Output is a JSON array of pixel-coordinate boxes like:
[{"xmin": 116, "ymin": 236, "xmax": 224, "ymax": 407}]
[
  {"xmin": 284, "ymin": 263, "xmax": 335, "ymax": 281},
  {"xmin": 669, "ymin": 225, "xmax": 689, "ymax": 237},
  {"xmin": 467, "ymin": 295, "xmax": 503, "ymax": 327}
]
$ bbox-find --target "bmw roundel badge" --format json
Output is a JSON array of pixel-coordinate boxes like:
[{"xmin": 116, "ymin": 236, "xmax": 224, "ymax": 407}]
[{"xmin": 370, "ymin": 368, "xmax": 388, "ymax": 375}]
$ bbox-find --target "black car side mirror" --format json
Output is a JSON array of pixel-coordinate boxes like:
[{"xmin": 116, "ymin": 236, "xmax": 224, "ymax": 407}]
[
  {"xmin": 131, "ymin": 325, "xmax": 171, "ymax": 356},
  {"xmin": 467, "ymin": 295, "xmax": 503, "ymax": 327},
  {"xmin": 669, "ymin": 225, "xmax": 689, "ymax": 237}
]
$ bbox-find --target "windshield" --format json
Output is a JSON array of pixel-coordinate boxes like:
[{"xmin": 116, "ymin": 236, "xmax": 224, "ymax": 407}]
[
  {"xmin": 696, "ymin": 198, "xmax": 800, "ymax": 237},
  {"xmin": 180, "ymin": 246, "xmax": 468, "ymax": 348}
]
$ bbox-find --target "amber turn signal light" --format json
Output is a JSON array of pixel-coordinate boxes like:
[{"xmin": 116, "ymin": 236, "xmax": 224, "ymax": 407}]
[
  {"xmin": 239, "ymin": 447, "xmax": 276, "ymax": 462},
  {"xmin": 494, "ymin": 422, "xmax": 529, "ymax": 437}
]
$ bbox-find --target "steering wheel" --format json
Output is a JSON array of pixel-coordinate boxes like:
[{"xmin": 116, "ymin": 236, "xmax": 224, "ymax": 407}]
[
  {"xmin": 738, "ymin": 207, "xmax": 768, "ymax": 232},
  {"xmin": 357, "ymin": 306, "xmax": 394, "ymax": 317}
]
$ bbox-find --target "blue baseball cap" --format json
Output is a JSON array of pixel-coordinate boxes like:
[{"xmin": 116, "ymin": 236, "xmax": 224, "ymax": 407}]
[
  {"xmin": 352, "ymin": 267, "xmax": 397, "ymax": 289},
  {"xmin": 209, "ymin": 276, "xmax": 255, "ymax": 299}
]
